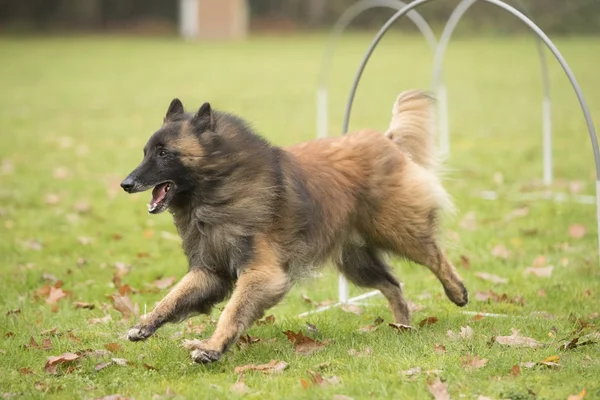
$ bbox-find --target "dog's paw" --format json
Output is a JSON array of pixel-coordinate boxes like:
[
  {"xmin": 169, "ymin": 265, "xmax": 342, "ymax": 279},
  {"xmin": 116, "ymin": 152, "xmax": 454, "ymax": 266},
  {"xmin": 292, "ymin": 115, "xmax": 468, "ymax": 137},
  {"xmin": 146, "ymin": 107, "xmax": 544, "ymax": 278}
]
[
  {"xmin": 190, "ymin": 348, "xmax": 222, "ymax": 364},
  {"xmin": 445, "ymin": 282, "xmax": 469, "ymax": 307},
  {"xmin": 127, "ymin": 325, "xmax": 154, "ymax": 342}
]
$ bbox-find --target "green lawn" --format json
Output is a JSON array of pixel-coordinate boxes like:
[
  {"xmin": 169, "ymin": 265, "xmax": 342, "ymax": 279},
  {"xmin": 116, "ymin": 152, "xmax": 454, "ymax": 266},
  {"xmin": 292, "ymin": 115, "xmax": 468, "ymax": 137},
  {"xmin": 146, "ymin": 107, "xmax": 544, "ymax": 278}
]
[{"xmin": 1, "ymin": 33, "xmax": 599, "ymax": 399}]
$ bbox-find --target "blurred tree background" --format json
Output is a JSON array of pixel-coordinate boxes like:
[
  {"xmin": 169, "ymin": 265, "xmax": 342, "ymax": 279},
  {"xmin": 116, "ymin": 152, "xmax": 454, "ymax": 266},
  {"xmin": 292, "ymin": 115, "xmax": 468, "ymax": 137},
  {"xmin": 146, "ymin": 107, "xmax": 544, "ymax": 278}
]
[{"xmin": 0, "ymin": 0, "xmax": 598, "ymax": 34}]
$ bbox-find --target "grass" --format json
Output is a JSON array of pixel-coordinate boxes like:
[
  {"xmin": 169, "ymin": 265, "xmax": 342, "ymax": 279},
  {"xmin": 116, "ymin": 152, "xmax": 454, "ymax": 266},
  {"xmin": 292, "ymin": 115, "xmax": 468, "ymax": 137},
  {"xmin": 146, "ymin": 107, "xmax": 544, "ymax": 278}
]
[{"xmin": 1, "ymin": 32, "xmax": 599, "ymax": 399}]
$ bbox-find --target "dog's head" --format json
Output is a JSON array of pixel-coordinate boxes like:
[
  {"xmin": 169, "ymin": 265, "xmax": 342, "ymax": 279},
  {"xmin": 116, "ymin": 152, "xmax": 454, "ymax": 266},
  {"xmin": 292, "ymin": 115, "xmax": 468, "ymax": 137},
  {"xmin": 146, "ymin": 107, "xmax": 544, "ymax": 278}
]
[{"xmin": 120, "ymin": 98, "xmax": 218, "ymax": 214}]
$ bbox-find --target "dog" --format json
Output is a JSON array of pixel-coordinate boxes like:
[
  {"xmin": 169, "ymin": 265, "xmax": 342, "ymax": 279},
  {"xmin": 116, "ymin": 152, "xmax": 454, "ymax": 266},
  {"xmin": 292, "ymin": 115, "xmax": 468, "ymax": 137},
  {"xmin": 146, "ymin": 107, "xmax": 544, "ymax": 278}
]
[{"xmin": 120, "ymin": 90, "xmax": 468, "ymax": 364}]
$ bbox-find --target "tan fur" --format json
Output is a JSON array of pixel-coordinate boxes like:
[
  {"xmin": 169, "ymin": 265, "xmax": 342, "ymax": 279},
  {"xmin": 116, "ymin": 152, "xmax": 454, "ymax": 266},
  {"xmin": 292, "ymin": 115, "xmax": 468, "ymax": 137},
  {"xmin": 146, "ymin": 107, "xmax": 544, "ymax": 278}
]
[{"xmin": 124, "ymin": 90, "xmax": 468, "ymax": 363}]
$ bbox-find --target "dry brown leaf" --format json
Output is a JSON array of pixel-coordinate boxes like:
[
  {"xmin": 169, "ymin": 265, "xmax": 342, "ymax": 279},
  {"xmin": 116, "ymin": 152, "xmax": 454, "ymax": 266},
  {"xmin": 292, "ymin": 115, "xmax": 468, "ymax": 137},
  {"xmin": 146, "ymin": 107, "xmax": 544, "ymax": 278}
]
[
  {"xmin": 427, "ymin": 377, "xmax": 449, "ymax": 400},
  {"xmin": 348, "ymin": 347, "xmax": 372, "ymax": 357},
  {"xmin": 301, "ymin": 293, "xmax": 312, "ymax": 304},
  {"xmin": 475, "ymin": 272, "xmax": 508, "ymax": 284},
  {"xmin": 230, "ymin": 379, "xmax": 250, "ymax": 395},
  {"xmin": 41, "ymin": 338, "xmax": 53, "ymax": 351},
  {"xmin": 568, "ymin": 389, "xmax": 587, "ymax": 400},
  {"xmin": 510, "ymin": 364, "xmax": 521, "ymax": 377},
  {"xmin": 93, "ymin": 395, "xmax": 131, "ymax": 400},
  {"xmin": 332, "ymin": 395, "xmax": 354, "ymax": 400},
  {"xmin": 41, "ymin": 328, "xmax": 58, "ymax": 336},
  {"xmin": 447, "ymin": 326, "xmax": 473, "ymax": 340},
  {"xmin": 44, "ymin": 352, "xmax": 80, "ymax": 374},
  {"xmin": 104, "ymin": 343, "xmax": 122, "ymax": 353},
  {"xmin": 74, "ymin": 302, "xmax": 95, "ymax": 310},
  {"xmin": 153, "ymin": 276, "xmax": 177, "ymax": 290},
  {"xmin": 94, "ymin": 361, "xmax": 113, "ymax": 372},
  {"xmin": 24, "ymin": 336, "xmax": 40, "ymax": 349},
  {"xmin": 495, "ymin": 328, "xmax": 542, "ymax": 348},
  {"xmin": 303, "ymin": 370, "xmax": 340, "ymax": 387},
  {"xmin": 389, "ymin": 323, "xmax": 414, "ymax": 333},
  {"xmin": 283, "ymin": 330, "xmax": 326, "ymax": 355},
  {"xmin": 19, "ymin": 367, "xmax": 35, "ymax": 375},
  {"xmin": 474, "ymin": 290, "xmax": 525, "ymax": 305},
  {"xmin": 340, "ymin": 304, "xmax": 364, "ymax": 315},
  {"xmin": 237, "ymin": 334, "xmax": 261, "ymax": 347},
  {"xmin": 111, "ymin": 358, "xmax": 130, "ymax": 366},
  {"xmin": 418, "ymin": 316, "xmax": 439, "ymax": 327},
  {"xmin": 569, "ymin": 224, "xmax": 586, "ymax": 239},
  {"xmin": 524, "ymin": 266, "xmax": 553, "ymax": 278},
  {"xmin": 460, "ymin": 211, "xmax": 477, "ymax": 231},
  {"xmin": 401, "ymin": 366, "xmax": 422, "ymax": 377},
  {"xmin": 234, "ymin": 360, "xmax": 288, "ymax": 374},
  {"xmin": 111, "ymin": 294, "xmax": 138, "ymax": 320},
  {"xmin": 255, "ymin": 315, "xmax": 275, "ymax": 326},
  {"xmin": 433, "ymin": 344, "xmax": 446, "ymax": 354},
  {"xmin": 491, "ymin": 244, "xmax": 510, "ymax": 260},
  {"xmin": 89, "ymin": 314, "xmax": 112, "ymax": 325},
  {"xmin": 461, "ymin": 354, "xmax": 488, "ymax": 371}
]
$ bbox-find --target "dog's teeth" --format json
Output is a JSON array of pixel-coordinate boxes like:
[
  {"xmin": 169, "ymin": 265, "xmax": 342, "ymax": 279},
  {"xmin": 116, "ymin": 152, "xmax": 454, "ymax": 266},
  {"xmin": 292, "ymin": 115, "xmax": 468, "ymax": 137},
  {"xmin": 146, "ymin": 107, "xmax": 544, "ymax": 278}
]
[
  {"xmin": 147, "ymin": 203, "xmax": 157, "ymax": 212},
  {"xmin": 165, "ymin": 185, "xmax": 170, "ymax": 192}
]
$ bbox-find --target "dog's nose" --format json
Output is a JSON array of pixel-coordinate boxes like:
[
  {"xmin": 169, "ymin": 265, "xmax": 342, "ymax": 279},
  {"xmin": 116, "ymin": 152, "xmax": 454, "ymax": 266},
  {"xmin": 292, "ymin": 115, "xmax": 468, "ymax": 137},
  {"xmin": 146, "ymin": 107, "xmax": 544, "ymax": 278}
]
[{"xmin": 120, "ymin": 178, "xmax": 135, "ymax": 193}]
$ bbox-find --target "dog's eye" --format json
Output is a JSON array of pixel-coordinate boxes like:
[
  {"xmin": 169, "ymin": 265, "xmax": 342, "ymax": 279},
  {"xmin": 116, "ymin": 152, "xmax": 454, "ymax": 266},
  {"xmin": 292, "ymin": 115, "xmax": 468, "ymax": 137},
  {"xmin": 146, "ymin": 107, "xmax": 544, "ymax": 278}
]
[{"xmin": 158, "ymin": 150, "xmax": 167, "ymax": 157}]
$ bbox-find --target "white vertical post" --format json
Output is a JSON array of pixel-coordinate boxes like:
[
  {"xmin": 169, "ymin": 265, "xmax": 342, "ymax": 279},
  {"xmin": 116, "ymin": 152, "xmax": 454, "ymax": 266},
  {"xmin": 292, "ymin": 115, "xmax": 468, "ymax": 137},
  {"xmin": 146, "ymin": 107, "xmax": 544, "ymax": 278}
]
[
  {"xmin": 317, "ymin": 88, "xmax": 328, "ymax": 138},
  {"xmin": 438, "ymin": 84, "xmax": 450, "ymax": 157},
  {"xmin": 542, "ymin": 97, "xmax": 553, "ymax": 185},
  {"xmin": 338, "ymin": 274, "xmax": 349, "ymax": 304},
  {"xmin": 179, "ymin": 0, "xmax": 199, "ymax": 39}
]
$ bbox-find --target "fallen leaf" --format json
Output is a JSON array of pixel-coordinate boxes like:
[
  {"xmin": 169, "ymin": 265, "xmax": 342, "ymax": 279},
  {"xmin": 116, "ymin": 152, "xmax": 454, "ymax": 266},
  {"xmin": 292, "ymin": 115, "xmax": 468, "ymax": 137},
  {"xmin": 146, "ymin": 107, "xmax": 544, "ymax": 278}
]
[
  {"xmin": 110, "ymin": 358, "xmax": 130, "ymax": 367},
  {"xmin": 234, "ymin": 360, "xmax": 288, "ymax": 374},
  {"xmin": 152, "ymin": 276, "xmax": 177, "ymax": 290},
  {"xmin": 283, "ymin": 330, "xmax": 326, "ymax": 355},
  {"xmin": 538, "ymin": 289, "xmax": 547, "ymax": 297},
  {"xmin": 510, "ymin": 365, "xmax": 521, "ymax": 377},
  {"xmin": 459, "ymin": 255, "xmax": 470, "ymax": 269},
  {"xmin": 143, "ymin": 363, "xmax": 157, "ymax": 371},
  {"xmin": 332, "ymin": 395, "xmax": 354, "ymax": 400},
  {"xmin": 447, "ymin": 326, "xmax": 473, "ymax": 340},
  {"xmin": 461, "ymin": 354, "xmax": 488, "ymax": 370},
  {"xmin": 88, "ymin": 314, "xmax": 112, "ymax": 325},
  {"xmin": 95, "ymin": 361, "xmax": 113, "ymax": 372},
  {"xmin": 53, "ymin": 166, "xmax": 70, "ymax": 179},
  {"xmin": 401, "ymin": 366, "xmax": 422, "ymax": 377},
  {"xmin": 494, "ymin": 328, "xmax": 542, "ymax": 348},
  {"xmin": 491, "ymin": 244, "xmax": 510, "ymax": 260},
  {"xmin": 348, "ymin": 347, "xmax": 372, "ymax": 357},
  {"xmin": 93, "ymin": 395, "xmax": 131, "ymax": 400},
  {"xmin": 524, "ymin": 266, "xmax": 553, "ymax": 278},
  {"xmin": 44, "ymin": 352, "xmax": 80, "ymax": 374},
  {"xmin": 302, "ymin": 370, "xmax": 340, "ymax": 387},
  {"xmin": 41, "ymin": 338, "xmax": 53, "ymax": 351},
  {"xmin": 340, "ymin": 304, "xmax": 363, "ymax": 315},
  {"xmin": 474, "ymin": 290, "xmax": 525, "ymax": 305},
  {"xmin": 460, "ymin": 211, "xmax": 477, "ymax": 231},
  {"xmin": 569, "ymin": 224, "xmax": 586, "ymax": 239},
  {"xmin": 255, "ymin": 315, "xmax": 275, "ymax": 326},
  {"xmin": 44, "ymin": 194, "xmax": 61, "ymax": 206},
  {"xmin": 111, "ymin": 294, "xmax": 138, "ymax": 320},
  {"xmin": 472, "ymin": 314, "xmax": 485, "ymax": 321},
  {"xmin": 433, "ymin": 344, "xmax": 446, "ymax": 354},
  {"xmin": 389, "ymin": 323, "xmax": 414, "ymax": 333},
  {"xmin": 19, "ymin": 367, "xmax": 35, "ymax": 375},
  {"xmin": 301, "ymin": 293, "xmax": 312, "ymax": 304},
  {"xmin": 74, "ymin": 302, "xmax": 95, "ymax": 310},
  {"xmin": 46, "ymin": 286, "xmax": 68, "ymax": 305},
  {"xmin": 104, "ymin": 343, "xmax": 122, "ymax": 353},
  {"xmin": 505, "ymin": 206, "xmax": 529, "ymax": 220},
  {"xmin": 475, "ymin": 272, "xmax": 508, "ymax": 284},
  {"xmin": 568, "ymin": 389, "xmax": 587, "ymax": 400},
  {"xmin": 427, "ymin": 377, "xmax": 449, "ymax": 400},
  {"xmin": 418, "ymin": 316, "xmax": 439, "ymax": 327},
  {"xmin": 237, "ymin": 334, "xmax": 261, "ymax": 347},
  {"xmin": 41, "ymin": 328, "xmax": 58, "ymax": 336},
  {"xmin": 230, "ymin": 379, "xmax": 250, "ymax": 395}
]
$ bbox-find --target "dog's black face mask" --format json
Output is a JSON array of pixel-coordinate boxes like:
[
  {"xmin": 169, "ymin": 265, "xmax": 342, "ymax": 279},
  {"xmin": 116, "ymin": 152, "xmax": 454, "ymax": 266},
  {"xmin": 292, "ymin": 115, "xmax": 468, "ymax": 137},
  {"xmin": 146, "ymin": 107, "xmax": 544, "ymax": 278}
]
[{"xmin": 120, "ymin": 99, "xmax": 214, "ymax": 214}]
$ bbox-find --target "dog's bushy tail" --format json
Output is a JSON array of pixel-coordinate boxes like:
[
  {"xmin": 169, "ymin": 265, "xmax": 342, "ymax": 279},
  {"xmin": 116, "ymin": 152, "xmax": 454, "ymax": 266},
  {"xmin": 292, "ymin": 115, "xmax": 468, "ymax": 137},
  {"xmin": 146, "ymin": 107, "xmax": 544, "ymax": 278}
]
[{"xmin": 385, "ymin": 90, "xmax": 437, "ymax": 170}]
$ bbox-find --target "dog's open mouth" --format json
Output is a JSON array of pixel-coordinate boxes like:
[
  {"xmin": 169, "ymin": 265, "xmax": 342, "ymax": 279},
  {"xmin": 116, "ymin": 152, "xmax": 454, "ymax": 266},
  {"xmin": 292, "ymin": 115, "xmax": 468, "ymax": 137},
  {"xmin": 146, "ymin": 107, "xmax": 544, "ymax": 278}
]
[{"xmin": 148, "ymin": 181, "xmax": 174, "ymax": 214}]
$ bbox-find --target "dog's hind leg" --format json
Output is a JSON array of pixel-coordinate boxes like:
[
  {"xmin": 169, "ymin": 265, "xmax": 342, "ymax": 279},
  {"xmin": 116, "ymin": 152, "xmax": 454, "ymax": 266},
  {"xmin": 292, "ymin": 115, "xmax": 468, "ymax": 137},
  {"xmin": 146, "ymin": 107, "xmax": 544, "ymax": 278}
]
[
  {"xmin": 336, "ymin": 243, "xmax": 411, "ymax": 325},
  {"xmin": 190, "ymin": 238, "xmax": 289, "ymax": 363},
  {"xmin": 127, "ymin": 268, "xmax": 231, "ymax": 341}
]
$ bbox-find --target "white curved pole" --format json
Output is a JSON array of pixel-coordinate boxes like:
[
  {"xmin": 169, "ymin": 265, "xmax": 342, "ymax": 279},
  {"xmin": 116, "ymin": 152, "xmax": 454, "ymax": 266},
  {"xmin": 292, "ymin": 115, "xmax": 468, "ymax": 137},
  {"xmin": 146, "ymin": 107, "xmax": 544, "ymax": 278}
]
[{"xmin": 317, "ymin": 0, "xmax": 441, "ymax": 140}]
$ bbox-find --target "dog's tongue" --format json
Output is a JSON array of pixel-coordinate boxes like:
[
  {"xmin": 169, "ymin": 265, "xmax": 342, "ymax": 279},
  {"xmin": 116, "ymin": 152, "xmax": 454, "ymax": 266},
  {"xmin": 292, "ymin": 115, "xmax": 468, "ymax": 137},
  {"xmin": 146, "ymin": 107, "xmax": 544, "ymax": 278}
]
[{"xmin": 150, "ymin": 183, "xmax": 169, "ymax": 207}]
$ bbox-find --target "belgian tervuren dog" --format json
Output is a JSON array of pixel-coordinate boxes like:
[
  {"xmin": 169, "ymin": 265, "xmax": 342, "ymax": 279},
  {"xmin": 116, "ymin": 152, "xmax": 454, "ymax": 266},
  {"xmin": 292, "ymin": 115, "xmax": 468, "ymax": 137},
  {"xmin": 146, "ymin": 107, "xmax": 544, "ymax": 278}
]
[{"xmin": 120, "ymin": 90, "xmax": 468, "ymax": 363}]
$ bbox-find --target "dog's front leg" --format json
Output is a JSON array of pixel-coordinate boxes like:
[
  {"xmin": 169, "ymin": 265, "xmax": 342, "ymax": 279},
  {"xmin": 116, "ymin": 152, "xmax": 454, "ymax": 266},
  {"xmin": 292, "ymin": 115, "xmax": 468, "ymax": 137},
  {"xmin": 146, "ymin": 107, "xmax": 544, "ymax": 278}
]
[
  {"xmin": 127, "ymin": 268, "xmax": 230, "ymax": 341},
  {"xmin": 190, "ymin": 251, "xmax": 289, "ymax": 363}
]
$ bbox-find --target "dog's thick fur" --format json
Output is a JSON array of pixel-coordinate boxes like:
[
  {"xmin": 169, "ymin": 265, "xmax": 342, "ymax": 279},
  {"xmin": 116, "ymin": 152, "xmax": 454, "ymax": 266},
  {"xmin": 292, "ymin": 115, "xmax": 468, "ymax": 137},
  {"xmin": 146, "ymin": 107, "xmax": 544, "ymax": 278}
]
[{"xmin": 120, "ymin": 90, "xmax": 468, "ymax": 363}]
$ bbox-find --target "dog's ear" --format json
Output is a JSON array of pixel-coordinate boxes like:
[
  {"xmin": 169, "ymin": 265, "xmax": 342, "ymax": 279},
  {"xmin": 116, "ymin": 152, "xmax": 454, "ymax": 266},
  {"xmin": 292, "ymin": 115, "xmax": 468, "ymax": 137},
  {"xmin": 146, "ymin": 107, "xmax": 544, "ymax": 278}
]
[
  {"xmin": 190, "ymin": 102, "xmax": 215, "ymax": 133},
  {"xmin": 164, "ymin": 98, "xmax": 184, "ymax": 122}
]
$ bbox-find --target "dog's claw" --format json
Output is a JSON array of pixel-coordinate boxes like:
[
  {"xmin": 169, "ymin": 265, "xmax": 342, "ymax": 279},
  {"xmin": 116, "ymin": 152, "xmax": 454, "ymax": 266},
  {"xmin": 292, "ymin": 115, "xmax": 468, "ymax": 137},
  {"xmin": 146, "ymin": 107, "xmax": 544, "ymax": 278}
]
[
  {"xmin": 127, "ymin": 325, "xmax": 154, "ymax": 341},
  {"xmin": 190, "ymin": 348, "xmax": 222, "ymax": 364}
]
